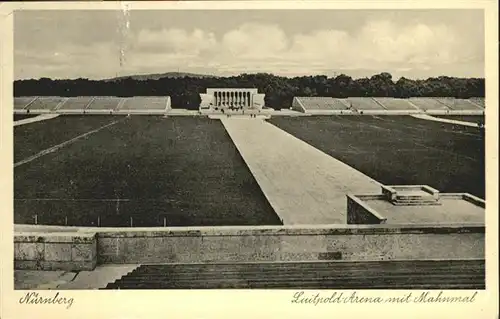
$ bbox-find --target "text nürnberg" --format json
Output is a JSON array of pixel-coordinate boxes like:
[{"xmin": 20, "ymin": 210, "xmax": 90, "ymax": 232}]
[{"xmin": 19, "ymin": 292, "xmax": 74, "ymax": 309}]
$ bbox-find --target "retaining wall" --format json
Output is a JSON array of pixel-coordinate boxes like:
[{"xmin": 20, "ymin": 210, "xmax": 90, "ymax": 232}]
[
  {"xmin": 14, "ymin": 232, "xmax": 97, "ymax": 271},
  {"xmin": 13, "ymin": 224, "xmax": 484, "ymax": 269},
  {"xmin": 96, "ymin": 224, "xmax": 484, "ymax": 264}
]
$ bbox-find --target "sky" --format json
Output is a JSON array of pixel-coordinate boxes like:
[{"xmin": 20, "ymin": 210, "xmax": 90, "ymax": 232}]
[{"xmin": 14, "ymin": 9, "xmax": 485, "ymax": 80}]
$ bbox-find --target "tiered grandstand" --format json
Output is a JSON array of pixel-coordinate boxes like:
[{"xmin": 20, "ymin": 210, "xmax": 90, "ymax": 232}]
[
  {"xmin": 293, "ymin": 97, "xmax": 349, "ymax": 111},
  {"xmin": 86, "ymin": 97, "xmax": 122, "ymax": 111},
  {"xmin": 14, "ymin": 96, "xmax": 173, "ymax": 114},
  {"xmin": 373, "ymin": 98, "xmax": 418, "ymax": 110},
  {"xmin": 59, "ymin": 97, "xmax": 95, "ymax": 110},
  {"xmin": 470, "ymin": 97, "xmax": 486, "ymax": 108},
  {"xmin": 408, "ymin": 97, "xmax": 450, "ymax": 111},
  {"xmin": 287, "ymin": 96, "xmax": 485, "ymax": 114},
  {"xmin": 119, "ymin": 96, "xmax": 171, "ymax": 113},
  {"xmin": 14, "ymin": 97, "xmax": 37, "ymax": 110},
  {"xmin": 14, "ymin": 96, "xmax": 485, "ymax": 116},
  {"xmin": 345, "ymin": 97, "xmax": 385, "ymax": 110},
  {"xmin": 26, "ymin": 97, "xmax": 67, "ymax": 112},
  {"xmin": 437, "ymin": 98, "xmax": 484, "ymax": 110}
]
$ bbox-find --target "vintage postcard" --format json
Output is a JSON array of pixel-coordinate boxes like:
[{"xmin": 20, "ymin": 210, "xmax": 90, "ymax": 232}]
[{"xmin": 0, "ymin": 1, "xmax": 498, "ymax": 318}]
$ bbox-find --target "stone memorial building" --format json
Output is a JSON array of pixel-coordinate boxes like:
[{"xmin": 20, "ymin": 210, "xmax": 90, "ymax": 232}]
[{"xmin": 200, "ymin": 88, "xmax": 265, "ymax": 110}]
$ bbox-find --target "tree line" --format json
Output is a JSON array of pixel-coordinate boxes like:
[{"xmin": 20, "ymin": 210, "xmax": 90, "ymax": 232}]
[{"xmin": 14, "ymin": 72, "xmax": 485, "ymax": 110}]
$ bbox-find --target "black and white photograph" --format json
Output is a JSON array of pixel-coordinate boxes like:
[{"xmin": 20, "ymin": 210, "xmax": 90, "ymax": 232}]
[{"xmin": 1, "ymin": 1, "xmax": 498, "ymax": 318}]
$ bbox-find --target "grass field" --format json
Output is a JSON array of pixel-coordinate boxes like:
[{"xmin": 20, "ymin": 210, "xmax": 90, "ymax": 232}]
[
  {"xmin": 14, "ymin": 116, "xmax": 280, "ymax": 227},
  {"xmin": 268, "ymin": 115, "xmax": 485, "ymax": 199},
  {"xmin": 434, "ymin": 115, "xmax": 485, "ymax": 124},
  {"xmin": 14, "ymin": 115, "xmax": 122, "ymax": 163},
  {"xmin": 14, "ymin": 114, "xmax": 39, "ymax": 121}
]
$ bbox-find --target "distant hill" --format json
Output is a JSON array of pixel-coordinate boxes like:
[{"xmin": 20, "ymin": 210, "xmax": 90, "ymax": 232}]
[{"xmin": 105, "ymin": 72, "xmax": 214, "ymax": 81}]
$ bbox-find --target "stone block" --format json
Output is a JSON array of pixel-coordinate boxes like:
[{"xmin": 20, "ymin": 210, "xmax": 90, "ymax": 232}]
[
  {"xmin": 280, "ymin": 235, "xmax": 327, "ymax": 253},
  {"xmin": 16, "ymin": 243, "xmax": 44, "ymax": 261},
  {"xmin": 71, "ymin": 243, "xmax": 95, "ymax": 261},
  {"xmin": 167, "ymin": 237, "xmax": 202, "ymax": 263},
  {"xmin": 44, "ymin": 243, "xmax": 72, "ymax": 261},
  {"xmin": 96, "ymin": 237, "xmax": 121, "ymax": 264}
]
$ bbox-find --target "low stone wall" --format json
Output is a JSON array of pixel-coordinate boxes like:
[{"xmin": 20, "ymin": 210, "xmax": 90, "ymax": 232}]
[
  {"xmin": 96, "ymin": 224, "xmax": 484, "ymax": 264},
  {"xmin": 13, "ymin": 223, "xmax": 484, "ymax": 268},
  {"xmin": 347, "ymin": 194, "xmax": 387, "ymax": 224},
  {"xmin": 14, "ymin": 232, "xmax": 97, "ymax": 271},
  {"xmin": 442, "ymin": 193, "xmax": 486, "ymax": 208}
]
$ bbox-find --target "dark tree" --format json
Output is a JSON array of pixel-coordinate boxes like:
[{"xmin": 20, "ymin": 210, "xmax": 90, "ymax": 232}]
[{"xmin": 14, "ymin": 73, "xmax": 485, "ymax": 109}]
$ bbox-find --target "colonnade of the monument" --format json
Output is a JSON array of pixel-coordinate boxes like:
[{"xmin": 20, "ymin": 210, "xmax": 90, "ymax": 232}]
[{"xmin": 214, "ymin": 91, "xmax": 252, "ymax": 108}]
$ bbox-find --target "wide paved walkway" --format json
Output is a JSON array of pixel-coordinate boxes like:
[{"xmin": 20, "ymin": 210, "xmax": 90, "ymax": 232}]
[
  {"xmin": 221, "ymin": 118, "xmax": 381, "ymax": 225},
  {"xmin": 14, "ymin": 114, "xmax": 59, "ymax": 127},
  {"xmin": 411, "ymin": 114, "xmax": 480, "ymax": 127}
]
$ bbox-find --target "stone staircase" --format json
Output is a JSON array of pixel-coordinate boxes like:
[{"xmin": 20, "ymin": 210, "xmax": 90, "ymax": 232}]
[
  {"xmin": 391, "ymin": 195, "xmax": 441, "ymax": 206},
  {"xmin": 103, "ymin": 259, "xmax": 485, "ymax": 289},
  {"xmin": 381, "ymin": 185, "xmax": 441, "ymax": 206}
]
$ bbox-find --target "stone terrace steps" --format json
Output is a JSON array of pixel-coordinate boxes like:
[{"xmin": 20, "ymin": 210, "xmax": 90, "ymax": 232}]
[
  {"xmin": 104, "ymin": 259, "xmax": 485, "ymax": 289},
  {"xmin": 391, "ymin": 201, "xmax": 441, "ymax": 206},
  {"xmin": 391, "ymin": 196, "xmax": 440, "ymax": 206}
]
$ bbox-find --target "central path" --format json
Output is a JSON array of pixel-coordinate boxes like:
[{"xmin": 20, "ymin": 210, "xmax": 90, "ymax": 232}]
[{"xmin": 221, "ymin": 118, "xmax": 381, "ymax": 225}]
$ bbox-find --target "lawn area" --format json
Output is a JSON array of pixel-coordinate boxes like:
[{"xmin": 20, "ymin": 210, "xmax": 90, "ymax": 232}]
[
  {"xmin": 14, "ymin": 115, "xmax": 123, "ymax": 163},
  {"xmin": 268, "ymin": 115, "xmax": 485, "ymax": 199},
  {"xmin": 14, "ymin": 116, "xmax": 280, "ymax": 227}
]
